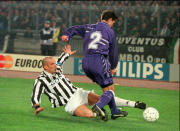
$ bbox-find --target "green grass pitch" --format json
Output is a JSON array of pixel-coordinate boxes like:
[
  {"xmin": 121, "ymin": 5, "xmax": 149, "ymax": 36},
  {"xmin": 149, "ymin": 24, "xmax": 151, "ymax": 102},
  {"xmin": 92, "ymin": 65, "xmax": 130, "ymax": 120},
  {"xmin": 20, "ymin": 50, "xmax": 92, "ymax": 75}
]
[{"xmin": 0, "ymin": 77, "xmax": 179, "ymax": 131}]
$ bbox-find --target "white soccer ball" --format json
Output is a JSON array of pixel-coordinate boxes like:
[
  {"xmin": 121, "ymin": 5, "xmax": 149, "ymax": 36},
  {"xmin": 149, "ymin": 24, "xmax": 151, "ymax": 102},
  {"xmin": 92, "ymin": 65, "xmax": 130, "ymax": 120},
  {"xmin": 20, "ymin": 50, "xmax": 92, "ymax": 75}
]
[{"xmin": 143, "ymin": 107, "xmax": 159, "ymax": 122}]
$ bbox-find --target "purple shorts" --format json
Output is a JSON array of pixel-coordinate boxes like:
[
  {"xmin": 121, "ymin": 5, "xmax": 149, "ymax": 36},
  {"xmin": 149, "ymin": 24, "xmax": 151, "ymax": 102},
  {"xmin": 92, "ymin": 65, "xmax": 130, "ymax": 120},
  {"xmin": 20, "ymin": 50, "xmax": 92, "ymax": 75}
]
[{"xmin": 82, "ymin": 54, "xmax": 113, "ymax": 88}]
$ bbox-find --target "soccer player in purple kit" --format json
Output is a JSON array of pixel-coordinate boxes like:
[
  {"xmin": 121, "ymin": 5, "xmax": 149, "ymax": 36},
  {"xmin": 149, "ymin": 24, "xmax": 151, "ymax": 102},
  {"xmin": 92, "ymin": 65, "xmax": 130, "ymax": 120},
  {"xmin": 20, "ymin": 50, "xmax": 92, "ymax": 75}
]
[{"xmin": 61, "ymin": 10, "xmax": 146, "ymax": 121}]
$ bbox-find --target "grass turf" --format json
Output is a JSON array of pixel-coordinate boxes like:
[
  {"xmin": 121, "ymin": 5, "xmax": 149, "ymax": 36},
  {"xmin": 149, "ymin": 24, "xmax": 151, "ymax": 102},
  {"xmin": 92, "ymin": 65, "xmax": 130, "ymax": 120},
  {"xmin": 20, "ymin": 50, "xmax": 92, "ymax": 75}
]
[{"xmin": 0, "ymin": 77, "xmax": 179, "ymax": 131}]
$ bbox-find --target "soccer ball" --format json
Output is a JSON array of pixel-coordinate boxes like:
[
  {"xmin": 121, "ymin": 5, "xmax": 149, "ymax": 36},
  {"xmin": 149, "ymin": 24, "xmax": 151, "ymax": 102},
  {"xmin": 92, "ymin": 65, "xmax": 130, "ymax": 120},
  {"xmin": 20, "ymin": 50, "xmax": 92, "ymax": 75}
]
[{"xmin": 143, "ymin": 107, "xmax": 159, "ymax": 122}]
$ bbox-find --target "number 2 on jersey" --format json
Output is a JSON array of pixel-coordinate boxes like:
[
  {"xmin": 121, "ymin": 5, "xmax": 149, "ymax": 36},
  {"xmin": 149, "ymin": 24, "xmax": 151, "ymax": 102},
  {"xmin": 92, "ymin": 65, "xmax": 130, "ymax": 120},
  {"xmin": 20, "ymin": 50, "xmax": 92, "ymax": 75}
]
[{"xmin": 88, "ymin": 31, "xmax": 102, "ymax": 49}]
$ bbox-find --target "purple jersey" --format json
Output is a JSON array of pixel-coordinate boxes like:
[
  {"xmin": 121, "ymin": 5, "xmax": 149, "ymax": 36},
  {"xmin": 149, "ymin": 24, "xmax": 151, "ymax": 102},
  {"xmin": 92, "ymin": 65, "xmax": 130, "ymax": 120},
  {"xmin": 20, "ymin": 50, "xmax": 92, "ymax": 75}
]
[{"xmin": 64, "ymin": 22, "xmax": 118, "ymax": 69}]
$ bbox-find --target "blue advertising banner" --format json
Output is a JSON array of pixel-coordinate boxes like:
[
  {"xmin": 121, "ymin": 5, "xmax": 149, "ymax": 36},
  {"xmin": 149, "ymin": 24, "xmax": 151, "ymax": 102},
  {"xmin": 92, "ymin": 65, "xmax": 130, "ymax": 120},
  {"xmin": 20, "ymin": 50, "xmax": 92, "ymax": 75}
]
[
  {"xmin": 114, "ymin": 61, "xmax": 169, "ymax": 81},
  {"xmin": 74, "ymin": 58, "xmax": 170, "ymax": 81},
  {"xmin": 74, "ymin": 58, "xmax": 85, "ymax": 75}
]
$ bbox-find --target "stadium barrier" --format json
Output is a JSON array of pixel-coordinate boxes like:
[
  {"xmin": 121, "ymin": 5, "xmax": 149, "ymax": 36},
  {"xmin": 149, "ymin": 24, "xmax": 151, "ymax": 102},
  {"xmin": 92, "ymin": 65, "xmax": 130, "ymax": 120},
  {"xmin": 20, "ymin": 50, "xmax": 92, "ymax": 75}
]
[
  {"xmin": 0, "ymin": 53, "xmax": 74, "ymax": 74},
  {"xmin": 74, "ymin": 58, "xmax": 179, "ymax": 82},
  {"xmin": 0, "ymin": 53, "xmax": 179, "ymax": 82}
]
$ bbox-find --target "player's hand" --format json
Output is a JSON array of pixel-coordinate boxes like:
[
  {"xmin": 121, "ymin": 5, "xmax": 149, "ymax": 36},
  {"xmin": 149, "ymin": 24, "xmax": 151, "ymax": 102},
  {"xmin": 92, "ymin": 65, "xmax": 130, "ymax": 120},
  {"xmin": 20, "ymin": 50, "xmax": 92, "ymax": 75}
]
[
  {"xmin": 63, "ymin": 44, "xmax": 77, "ymax": 56},
  {"xmin": 111, "ymin": 69, "xmax": 116, "ymax": 75},
  {"xmin": 34, "ymin": 107, "xmax": 44, "ymax": 115},
  {"xmin": 61, "ymin": 35, "xmax": 69, "ymax": 42}
]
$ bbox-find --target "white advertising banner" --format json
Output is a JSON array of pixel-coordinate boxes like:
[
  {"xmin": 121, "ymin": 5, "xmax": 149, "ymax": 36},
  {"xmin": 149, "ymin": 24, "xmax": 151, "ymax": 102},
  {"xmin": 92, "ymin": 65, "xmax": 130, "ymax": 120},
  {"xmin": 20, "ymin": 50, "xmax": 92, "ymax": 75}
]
[{"xmin": 0, "ymin": 53, "xmax": 58, "ymax": 72}]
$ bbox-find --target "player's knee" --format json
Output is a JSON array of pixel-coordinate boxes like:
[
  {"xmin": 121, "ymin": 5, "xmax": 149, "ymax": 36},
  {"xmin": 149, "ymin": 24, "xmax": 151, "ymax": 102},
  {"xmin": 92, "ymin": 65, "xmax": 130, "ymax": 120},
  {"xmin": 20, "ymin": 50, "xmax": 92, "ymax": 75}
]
[
  {"xmin": 88, "ymin": 92, "xmax": 100, "ymax": 105},
  {"xmin": 103, "ymin": 85, "xmax": 115, "ymax": 93}
]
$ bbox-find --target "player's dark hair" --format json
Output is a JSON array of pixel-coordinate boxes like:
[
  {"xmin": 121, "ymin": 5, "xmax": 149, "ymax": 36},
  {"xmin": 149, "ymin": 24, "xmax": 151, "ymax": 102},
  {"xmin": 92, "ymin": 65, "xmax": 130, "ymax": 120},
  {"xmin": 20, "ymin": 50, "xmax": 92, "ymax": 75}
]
[{"xmin": 101, "ymin": 10, "xmax": 118, "ymax": 21}]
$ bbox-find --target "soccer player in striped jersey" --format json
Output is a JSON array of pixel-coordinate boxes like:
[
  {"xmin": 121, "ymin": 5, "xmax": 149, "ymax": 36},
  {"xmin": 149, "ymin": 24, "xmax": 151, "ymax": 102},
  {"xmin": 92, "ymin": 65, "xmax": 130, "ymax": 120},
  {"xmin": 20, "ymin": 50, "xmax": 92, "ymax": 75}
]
[
  {"xmin": 31, "ymin": 44, "xmax": 109, "ymax": 121},
  {"xmin": 61, "ymin": 10, "xmax": 130, "ymax": 119},
  {"xmin": 31, "ymin": 45, "xmax": 146, "ymax": 121}
]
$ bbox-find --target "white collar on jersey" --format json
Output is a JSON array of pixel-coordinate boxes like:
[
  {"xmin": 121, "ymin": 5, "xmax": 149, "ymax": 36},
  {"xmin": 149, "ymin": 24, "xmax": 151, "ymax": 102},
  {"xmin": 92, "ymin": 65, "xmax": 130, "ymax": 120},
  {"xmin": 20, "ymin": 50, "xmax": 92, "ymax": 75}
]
[{"xmin": 43, "ymin": 70, "xmax": 55, "ymax": 80}]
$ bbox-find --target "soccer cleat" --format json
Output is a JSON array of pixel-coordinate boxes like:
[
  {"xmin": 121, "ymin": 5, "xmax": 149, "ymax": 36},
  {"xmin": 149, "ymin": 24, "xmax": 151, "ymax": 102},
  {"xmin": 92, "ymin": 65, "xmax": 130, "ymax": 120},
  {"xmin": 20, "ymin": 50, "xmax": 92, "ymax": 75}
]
[
  {"xmin": 34, "ymin": 107, "xmax": 44, "ymax": 115},
  {"xmin": 135, "ymin": 101, "xmax": 147, "ymax": 109},
  {"xmin": 92, "ymin": 104, "xmax": 108, "ymax": 121},
  {"xmin": 111, "ymin": 109, "xmax": 128, "ymax": 120}
]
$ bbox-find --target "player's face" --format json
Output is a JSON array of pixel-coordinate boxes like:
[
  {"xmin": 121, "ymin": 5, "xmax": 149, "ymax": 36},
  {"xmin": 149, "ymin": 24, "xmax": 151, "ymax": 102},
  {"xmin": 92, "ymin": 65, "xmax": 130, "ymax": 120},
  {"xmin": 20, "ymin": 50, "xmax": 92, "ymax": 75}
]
[
  {"xmin": 45, "ymin": 23, "xmax": 50, "ymax": 28},
  {"xmin": 109, "ymin": 20, "xmax": 115, "ymax": 28},
  {"xmin": 46, "ymin": 58, "xmax": 57, "ymax": 74},
  {"xmin": 108, "ymin": 18, "xmax": 115, "ymax": 28}
]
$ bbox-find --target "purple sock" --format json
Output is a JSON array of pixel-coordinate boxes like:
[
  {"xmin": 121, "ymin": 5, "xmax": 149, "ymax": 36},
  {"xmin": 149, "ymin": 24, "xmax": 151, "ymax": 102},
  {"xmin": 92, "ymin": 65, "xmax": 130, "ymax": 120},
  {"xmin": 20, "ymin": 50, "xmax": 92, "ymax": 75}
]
[
  {"xmin": 108, "ymin": 96, "xmax": 120, "ymax": 115},
  {"xmin": 96, "ymin": 91, "xmax": 113, "ymax": 108}
]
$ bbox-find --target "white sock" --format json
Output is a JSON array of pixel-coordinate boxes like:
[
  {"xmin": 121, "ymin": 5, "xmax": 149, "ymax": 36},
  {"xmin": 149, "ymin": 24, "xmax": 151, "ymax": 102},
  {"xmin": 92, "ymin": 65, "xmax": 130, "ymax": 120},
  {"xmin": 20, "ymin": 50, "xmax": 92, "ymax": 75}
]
[
  {"xmin": 115, "ymin": 97, "xmax": 136, "ymax": 108},
  {"xmin": 93, "ymin": 113, "xmax": 97, "ymax": 117}
]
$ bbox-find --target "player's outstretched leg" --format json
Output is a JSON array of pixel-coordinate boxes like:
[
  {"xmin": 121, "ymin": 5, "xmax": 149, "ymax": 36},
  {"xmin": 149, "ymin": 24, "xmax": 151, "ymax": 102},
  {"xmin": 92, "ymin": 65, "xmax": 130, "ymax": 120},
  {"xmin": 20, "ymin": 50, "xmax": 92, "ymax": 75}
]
[
  {"xmin": 115, "ymin": 97, "xmax": 147, "ymax": 109},
  {"xmin": 92, "ymin": 104, "xmax": 108, "ymax": 121}
]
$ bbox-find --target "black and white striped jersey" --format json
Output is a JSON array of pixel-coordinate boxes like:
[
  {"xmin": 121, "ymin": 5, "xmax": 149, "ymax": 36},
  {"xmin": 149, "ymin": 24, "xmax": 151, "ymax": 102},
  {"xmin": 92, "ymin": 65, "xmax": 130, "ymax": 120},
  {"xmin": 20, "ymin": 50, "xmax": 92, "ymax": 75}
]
[{"xmin": 31, "ymin": 52, "xmax": 77, "ymax": 108}]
